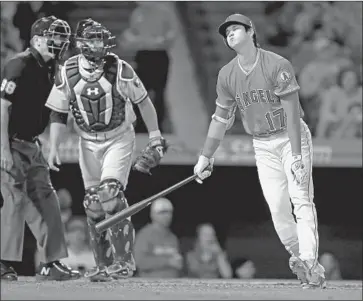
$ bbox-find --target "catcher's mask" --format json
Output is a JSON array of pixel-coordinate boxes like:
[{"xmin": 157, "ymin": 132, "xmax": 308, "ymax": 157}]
[
  {"xmin": 44, "ymin": 18, "xmax": 71, "ymax": 59},
  {"xmin": 76, "ymin": 22, "xmax": 116, "ymax": 67},
  {"xmin": 75, "ymin": 18, "xmax": 96, "ymax": 46}
]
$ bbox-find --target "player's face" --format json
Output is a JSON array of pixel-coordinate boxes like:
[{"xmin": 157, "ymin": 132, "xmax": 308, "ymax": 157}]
[
  {"xmin": 35, "ymin": 36, "xmax": 55, "ymax": 59},
  {"xmin": 84, "ymin": 39, "xmax": 104, "ymax": 52},
  {"xmin": 198, "ymin": 225, "xmax": 217, "ymax": 246},
  {"xmin": 152, "ymin": 210, "xmax": 173, "ymax": 227},
  {"xmin": 226, "ymin": 24, "xmax": 249, "ymax": 49}
]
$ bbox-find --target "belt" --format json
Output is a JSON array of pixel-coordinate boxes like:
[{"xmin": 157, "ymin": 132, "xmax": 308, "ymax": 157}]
[
  {"xmin": 10, "ymin": 133, "xmax": 40, "ymax": 144},
  {"xmin": 253, "ymin": 129, "xmax": 288, "ymax": 141}
]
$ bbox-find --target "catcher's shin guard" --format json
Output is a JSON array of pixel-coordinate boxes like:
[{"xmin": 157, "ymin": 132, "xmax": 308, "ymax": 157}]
[
  {"xmin": 83, "ymin": 187, "xmax": 113, "ymax": 268},
  {"xmin": 98, "ymin": 180, "xmax": 136, "ymax": 270}
]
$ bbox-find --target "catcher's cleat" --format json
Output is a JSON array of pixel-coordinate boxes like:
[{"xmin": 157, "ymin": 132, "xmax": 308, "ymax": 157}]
[
  {"xmin": 84, "ymin": 266, "xmax": 112, "ymax": 282},
  {"xmin": 107, "ymin": 261, "xmax": 134, "ymax": 279}
]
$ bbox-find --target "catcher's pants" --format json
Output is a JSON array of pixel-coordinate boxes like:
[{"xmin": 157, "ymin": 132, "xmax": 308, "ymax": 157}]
[
  {"xmin": 1, "ymin": 139, "xmax": 68, "ymax": 262},
  {"xmin": 79, "ymin": 126, "xmax": 136, "ymax": 189},
  {"xmin": 253, "ymin": 119, "xmax": 319, "ymax": 265}
]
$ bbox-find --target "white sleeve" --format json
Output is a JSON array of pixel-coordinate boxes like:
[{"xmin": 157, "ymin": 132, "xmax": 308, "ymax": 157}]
[
  {"xmin": 117, "ymin": 60, "xmax": 148, "ymax": 104},
  {"xmin": 45, "ymin": 65, "xmax": 70, "ymax": 113}
]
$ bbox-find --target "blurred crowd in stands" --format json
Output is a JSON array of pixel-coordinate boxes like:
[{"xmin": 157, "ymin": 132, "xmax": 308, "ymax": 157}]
[
  {"xmin": 1, "ymin": 1, "xmax": 361, "ymax": 139},
  {"xmin": 263, "ymin": 2, "xmax": 362, "ymax": 138}
]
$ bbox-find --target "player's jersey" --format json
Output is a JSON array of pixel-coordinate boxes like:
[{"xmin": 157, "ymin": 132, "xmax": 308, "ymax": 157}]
[
  {"xmin": 217, "ymin": 48, "xmax": 302, "ymax": 137},
  {"xmin": 46, "ymin": 53, "xmax": 147, "ymax": 136}
]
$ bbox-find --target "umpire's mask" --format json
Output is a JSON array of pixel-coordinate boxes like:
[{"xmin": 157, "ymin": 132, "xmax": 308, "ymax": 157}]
[{"xmin": 44, "ymin": 19, "xmax": 72, "ymax": 60}]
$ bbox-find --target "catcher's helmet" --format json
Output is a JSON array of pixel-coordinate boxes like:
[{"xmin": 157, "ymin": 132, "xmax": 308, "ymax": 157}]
[
  {"xmin": 76, "ymin": 21, "xmax": 116, "ymax": 65},
  {"xmin": 75, "ymin": 18, "xmax": 97, "ymax": 39},
  {"xmin": 31, "ymin": 16, "xmax": 71, "ymax": 59}
]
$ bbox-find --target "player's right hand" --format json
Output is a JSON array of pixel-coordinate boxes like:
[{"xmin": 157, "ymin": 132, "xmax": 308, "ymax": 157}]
[
  {"xmin": 193, "ymin": 155, "xmax": 214, "ymax": 184},
  {"xmin": 47, "ymin": 148, "xmax": 61, "ymax": 172},
  {"xmin": 0, "ymin": 147, "xmax": 14, "ymax": 172}
]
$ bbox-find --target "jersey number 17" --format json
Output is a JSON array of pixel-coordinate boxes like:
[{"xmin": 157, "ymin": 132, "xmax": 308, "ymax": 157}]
[{"xmin": 265, "ymin": 108, "xmax": 286, "ymax": 131}]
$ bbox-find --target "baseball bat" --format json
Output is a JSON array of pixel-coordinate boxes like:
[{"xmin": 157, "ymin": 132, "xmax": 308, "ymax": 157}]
[{"xmin": 95, "ymin": 174, "xmax": 198, "ymax": 233}]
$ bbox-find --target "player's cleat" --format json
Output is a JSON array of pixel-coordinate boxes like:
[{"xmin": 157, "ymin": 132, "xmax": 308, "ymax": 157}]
[
  {"xmin": 1, "ymin": 262, "xmax": 18, "ymax": 281},
  {"xmin": 289, "ymin": 256, "xmax": 327, "ymax": 289},
  {"xmin": 35, "ymin": 261, "xmax": 81, "ymax": 281},
  {"xmin": 301, "ymin": 262, "xmax": 327, "ymax": 289},
  {"xmin": 289, "ymin": 256, "xmax": 308, "ymax": 285},
  {"xmin": 84, "ymin": 266, "xmax": 112, "ymax": 282},
  {"xmin": 107, "ymin": 261, "xmax": 134, "ymax": 279}
]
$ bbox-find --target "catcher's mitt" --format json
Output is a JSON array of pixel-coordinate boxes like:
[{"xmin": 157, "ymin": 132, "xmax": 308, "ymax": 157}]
[{"xmin": 133, "ymin": 137, "xmax": 168, "ymax": 175}]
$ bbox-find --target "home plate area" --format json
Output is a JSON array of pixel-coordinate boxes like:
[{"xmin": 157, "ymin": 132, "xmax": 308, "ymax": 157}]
[{"xmin": 1, "ymin": 277, "xmax": 362, "ymax": 300}]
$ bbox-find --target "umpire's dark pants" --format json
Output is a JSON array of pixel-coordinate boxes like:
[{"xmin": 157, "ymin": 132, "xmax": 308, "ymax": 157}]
[{"xmin": 1, "ymin": 138, "xmax": 68, "ymax": 263}]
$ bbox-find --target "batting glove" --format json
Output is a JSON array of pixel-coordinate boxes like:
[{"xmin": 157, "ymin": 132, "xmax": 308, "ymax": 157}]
[
  {"xmin": 291, "ymin": 154, "xmax": 307, "ymax": 186},
  {"xmin": 194, "ymin": 155, "xmax": 214, "ymax": 184}
]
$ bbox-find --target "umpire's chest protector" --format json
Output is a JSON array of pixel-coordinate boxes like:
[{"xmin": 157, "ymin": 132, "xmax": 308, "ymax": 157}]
[{"xmin": 64, "ymin": 55, "xmax": 128, "ymax": 133}]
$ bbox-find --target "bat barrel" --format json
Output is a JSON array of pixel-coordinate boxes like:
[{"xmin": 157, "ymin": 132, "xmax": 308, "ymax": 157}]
[
  {"xmin": 95, "ymin": 174, "xmax": 198, "ymax": 233},
  {"xmin": 95, "ymin": 204, "xmax": 149, "ymax": 233}
]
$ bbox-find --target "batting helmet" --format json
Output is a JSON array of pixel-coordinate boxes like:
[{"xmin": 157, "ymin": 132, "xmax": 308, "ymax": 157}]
[
  {"xmin": 218, "ymin": 14, "xmax": 258, "ymax": 49},
  {"xmin": 218, "ymin": 14, "xmax": 254, "ymax": 37}
]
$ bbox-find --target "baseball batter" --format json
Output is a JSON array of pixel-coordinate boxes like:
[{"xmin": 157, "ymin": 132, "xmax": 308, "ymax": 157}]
[
  {"xmin": 45, "ymin": 20, "xmax": 167, "ymax": 282},
  {"xmin": 193, "ymin": 14, "xmax": 326, "ymax": 288}
]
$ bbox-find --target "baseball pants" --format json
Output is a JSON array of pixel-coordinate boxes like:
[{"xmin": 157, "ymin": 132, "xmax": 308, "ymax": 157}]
[
  {"xmin": 253, "ymin": 119, "xmax": 319, "ymax": 265},
  {"xmin": 1, "ymin": 139, "xmax": 68, "ymax": 263},
  {"xmin": 78, "ymin": 127, "xmax": 136, "ymax": 190}
]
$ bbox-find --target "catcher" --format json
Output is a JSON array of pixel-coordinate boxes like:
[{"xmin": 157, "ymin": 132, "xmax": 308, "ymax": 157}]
[{"xmin": 45, "ymin": 19, "xmax": 167, "ymax": 282}]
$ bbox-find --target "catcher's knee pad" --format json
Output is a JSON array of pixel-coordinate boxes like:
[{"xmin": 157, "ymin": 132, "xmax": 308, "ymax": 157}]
[
  {"xmin": 108, "ymin": 218, "xmax": 136, "ymax": 268},
  {"xmin": 83, "ymin": 187, "xmax": 105, "ymax": 222},
  {"xmin": 98, "ymin": 179, "xmax": 128, "ymax": 216}
]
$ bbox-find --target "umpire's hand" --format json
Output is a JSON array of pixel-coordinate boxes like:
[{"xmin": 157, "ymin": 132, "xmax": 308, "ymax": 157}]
[
  {"xmin": 48, "ymin": 148, "xmax": 61, "ymax": 172},
  {"xmin": 0, "ymin": 147, "xmax": 13, "ymax": 172}
]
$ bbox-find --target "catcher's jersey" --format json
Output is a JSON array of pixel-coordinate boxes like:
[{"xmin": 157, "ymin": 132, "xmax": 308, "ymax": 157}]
[
  {"xmin": 217, "ymin": 48, "xmax": 302, "ymax": 137},
  {"xmin": 46, "ymin": 53, "xmax": 147, "ymax": 134}
]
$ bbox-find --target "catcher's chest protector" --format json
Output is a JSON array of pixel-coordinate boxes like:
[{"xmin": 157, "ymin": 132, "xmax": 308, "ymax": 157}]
[{"xmin": 65, "ymin": 55, "xmax": 127, "ymax": 133}]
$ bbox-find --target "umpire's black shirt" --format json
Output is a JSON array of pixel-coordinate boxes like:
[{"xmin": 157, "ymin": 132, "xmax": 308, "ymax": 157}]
[{"xmin": 1, "ymin": 47, "xmax": 56, "ymax": 141}]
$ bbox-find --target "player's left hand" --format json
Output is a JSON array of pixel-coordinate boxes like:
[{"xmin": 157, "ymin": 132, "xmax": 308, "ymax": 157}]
[
  {"xmin": 133, "ymin": 137, "xmax": 168, "ymax": 175},
  {"xmin": 291, "ymin": 154, "xmax": 307, "ymax": 185}
]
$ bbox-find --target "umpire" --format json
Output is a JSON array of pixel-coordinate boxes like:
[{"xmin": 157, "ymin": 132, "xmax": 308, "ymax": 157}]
[{"xmin": 0, "ymin": 16, "xmax": 80, "ymax": 281}]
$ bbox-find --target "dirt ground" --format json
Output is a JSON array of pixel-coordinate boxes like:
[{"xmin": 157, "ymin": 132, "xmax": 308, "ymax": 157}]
[{"xmin": 1, "ymin": 277, "xmax": 362, "ymax": 300}]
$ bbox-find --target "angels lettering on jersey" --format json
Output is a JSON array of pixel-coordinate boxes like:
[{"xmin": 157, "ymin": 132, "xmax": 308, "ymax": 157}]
[
  {"xmin": 217, "ymin": 49, "xmax": 302, "ymax": 137},
  {"xmin": 46, "ymin": 53, "xmax": 147, "ymax": 133}
]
